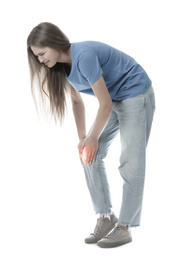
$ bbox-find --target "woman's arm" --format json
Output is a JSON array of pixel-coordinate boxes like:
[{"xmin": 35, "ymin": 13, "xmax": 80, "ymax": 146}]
[
  {"xmin": 82, "ymin": 76, "xmax": 113, "ymax": 164},
  {"xmin": 89, "ymin": 75, "xmax": 113, "ymax": 140},
  {"xmin": 69, "ymin": 85, "xmax": 86, "ymax": 141},
  {"xmin": 69, "ymin": 76, "xmax": 113, "ymax": 165},
  {"xmin": 69, "ymin": 85, "xmax": 87, "ymax": 164}
]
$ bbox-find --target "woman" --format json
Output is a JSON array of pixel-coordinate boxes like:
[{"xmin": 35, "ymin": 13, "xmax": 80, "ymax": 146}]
[{"xmin": 27, "ymin": 22, "xmax": 155, "ymax": 248}]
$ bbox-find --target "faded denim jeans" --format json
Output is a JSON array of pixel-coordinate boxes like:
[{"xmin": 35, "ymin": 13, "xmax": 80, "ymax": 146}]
[{"xmin": 82, "ymin": 86, "xmax": 155, "ymax": 227}]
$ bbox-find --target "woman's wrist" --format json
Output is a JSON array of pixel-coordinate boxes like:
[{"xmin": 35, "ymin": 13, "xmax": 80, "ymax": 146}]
[
  {"xmin": 89, "ymin": 134, "xmax": 98, "ymax": 141},
  {"xmin": 79, "ymin": 136, "xmax": 86, "ymax": 142}
]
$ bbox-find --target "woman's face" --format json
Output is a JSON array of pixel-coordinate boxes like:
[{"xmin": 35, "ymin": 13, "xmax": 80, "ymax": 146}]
[{"xmin": 31, "ymin": 46, "xmax": 68, "ymax": 68}]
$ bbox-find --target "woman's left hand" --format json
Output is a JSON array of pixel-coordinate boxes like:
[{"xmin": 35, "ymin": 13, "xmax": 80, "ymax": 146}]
[{"xmin": 81, "ymin": 136, "xmax": 98, "ymax": 165}]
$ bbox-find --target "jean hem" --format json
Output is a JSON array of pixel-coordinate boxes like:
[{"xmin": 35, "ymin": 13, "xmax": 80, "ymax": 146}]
[
  {"xmin": 96, "ymin": 210, "xmax": 112, "ymax": 219},
  {"xmin": 118, "ymin": 222, "xmax": 140, "ymax": 228}
]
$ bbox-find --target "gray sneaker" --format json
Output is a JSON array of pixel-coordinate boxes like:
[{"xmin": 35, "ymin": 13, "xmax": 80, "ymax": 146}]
[
  {"xmin": 97, "ymin": 226, "xmax": 132, "ymax": 248},
  {"xmin": 85, "ymin": 213, "xmax": 118, "ymax": 244}
]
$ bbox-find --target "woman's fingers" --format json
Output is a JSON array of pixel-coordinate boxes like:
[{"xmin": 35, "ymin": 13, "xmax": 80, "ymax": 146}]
[
  {"xmin": 83, "ymin": 147, "xmax": 96, "ymax": 165},
  {"xmin": 87, "ymin": 151, "xmax": 92, "ymax": 165},
  {"xmin": 79, "ymin": 136, "xmax": 98, "ymax": 165},
  {"xmin": 93, "ymin": 151, "xmax": 97, "ymax": 162}
]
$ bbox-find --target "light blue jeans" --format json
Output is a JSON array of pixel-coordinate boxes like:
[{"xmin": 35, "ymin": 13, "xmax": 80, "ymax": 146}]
[{"xmin": 82, "ymin": 86, "xmax": 155, "ymax": 227}]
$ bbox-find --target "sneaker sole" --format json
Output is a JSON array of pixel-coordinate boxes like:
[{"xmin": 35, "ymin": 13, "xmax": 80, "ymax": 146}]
[{"xmin": 97, "ymin": 237, "xmax": 132, "ymax": 248}]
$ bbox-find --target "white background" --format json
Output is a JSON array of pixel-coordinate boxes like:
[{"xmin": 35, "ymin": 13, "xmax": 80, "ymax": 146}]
[{"xmin": 0, "ymin": 0, "xmax": 178, "ymax": 259}]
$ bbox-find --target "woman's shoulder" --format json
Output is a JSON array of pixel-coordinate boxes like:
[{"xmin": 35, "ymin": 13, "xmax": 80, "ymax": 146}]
[
  {"xmin": 72, "ymin": 41, "xmax": 111, "ymax": 61},
  {"xmin": 72, "ymin": 41, "xmax": 109, "ymax": 52}
]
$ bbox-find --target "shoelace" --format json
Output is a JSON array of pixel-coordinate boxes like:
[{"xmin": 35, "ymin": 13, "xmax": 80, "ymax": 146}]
[
  {"xmin": 104, "ymin": 226, "xmax": 121, "ymax": 239},
  {"xmin": 91, "ymin": 219, "xmax": 105, "ymax": 237}
]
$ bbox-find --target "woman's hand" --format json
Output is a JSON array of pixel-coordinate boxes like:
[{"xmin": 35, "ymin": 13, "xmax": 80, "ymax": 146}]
[{"xmin": 78, "ymin": 136, "xmax": 98, "ymax": 165}]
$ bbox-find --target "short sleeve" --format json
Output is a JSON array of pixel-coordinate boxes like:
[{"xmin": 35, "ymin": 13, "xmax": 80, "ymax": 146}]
[{"xmin": 77, "ymin": 51, "xmax": 103, "ymax": 86}]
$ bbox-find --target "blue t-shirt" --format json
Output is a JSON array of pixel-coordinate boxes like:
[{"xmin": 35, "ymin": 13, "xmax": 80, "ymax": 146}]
[{"xmin": 65, "ymin": 41, "xmax": 151, "ymax": 101}]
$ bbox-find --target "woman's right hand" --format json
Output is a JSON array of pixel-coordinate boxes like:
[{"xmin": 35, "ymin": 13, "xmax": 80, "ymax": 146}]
[{"xmin": 78, "ymin": 135, "xmax": 98, "ymax": 165}]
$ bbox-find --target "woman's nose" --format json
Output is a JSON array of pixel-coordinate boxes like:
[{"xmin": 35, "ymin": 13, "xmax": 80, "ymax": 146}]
[{"xmin": 38, "ymin": 56, "xmax": 44, "ymax": 63}]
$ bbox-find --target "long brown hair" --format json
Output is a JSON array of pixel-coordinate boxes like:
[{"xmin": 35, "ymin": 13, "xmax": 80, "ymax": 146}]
[{"xmin": 27, "ymin": 22, "xmax": 71, "ymax": 123}]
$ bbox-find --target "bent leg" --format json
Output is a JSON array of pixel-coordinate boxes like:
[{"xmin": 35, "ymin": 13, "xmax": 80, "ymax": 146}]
[{"xmin": 83, "ymin": 110, "xmax": 119, "ymax": 216}]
